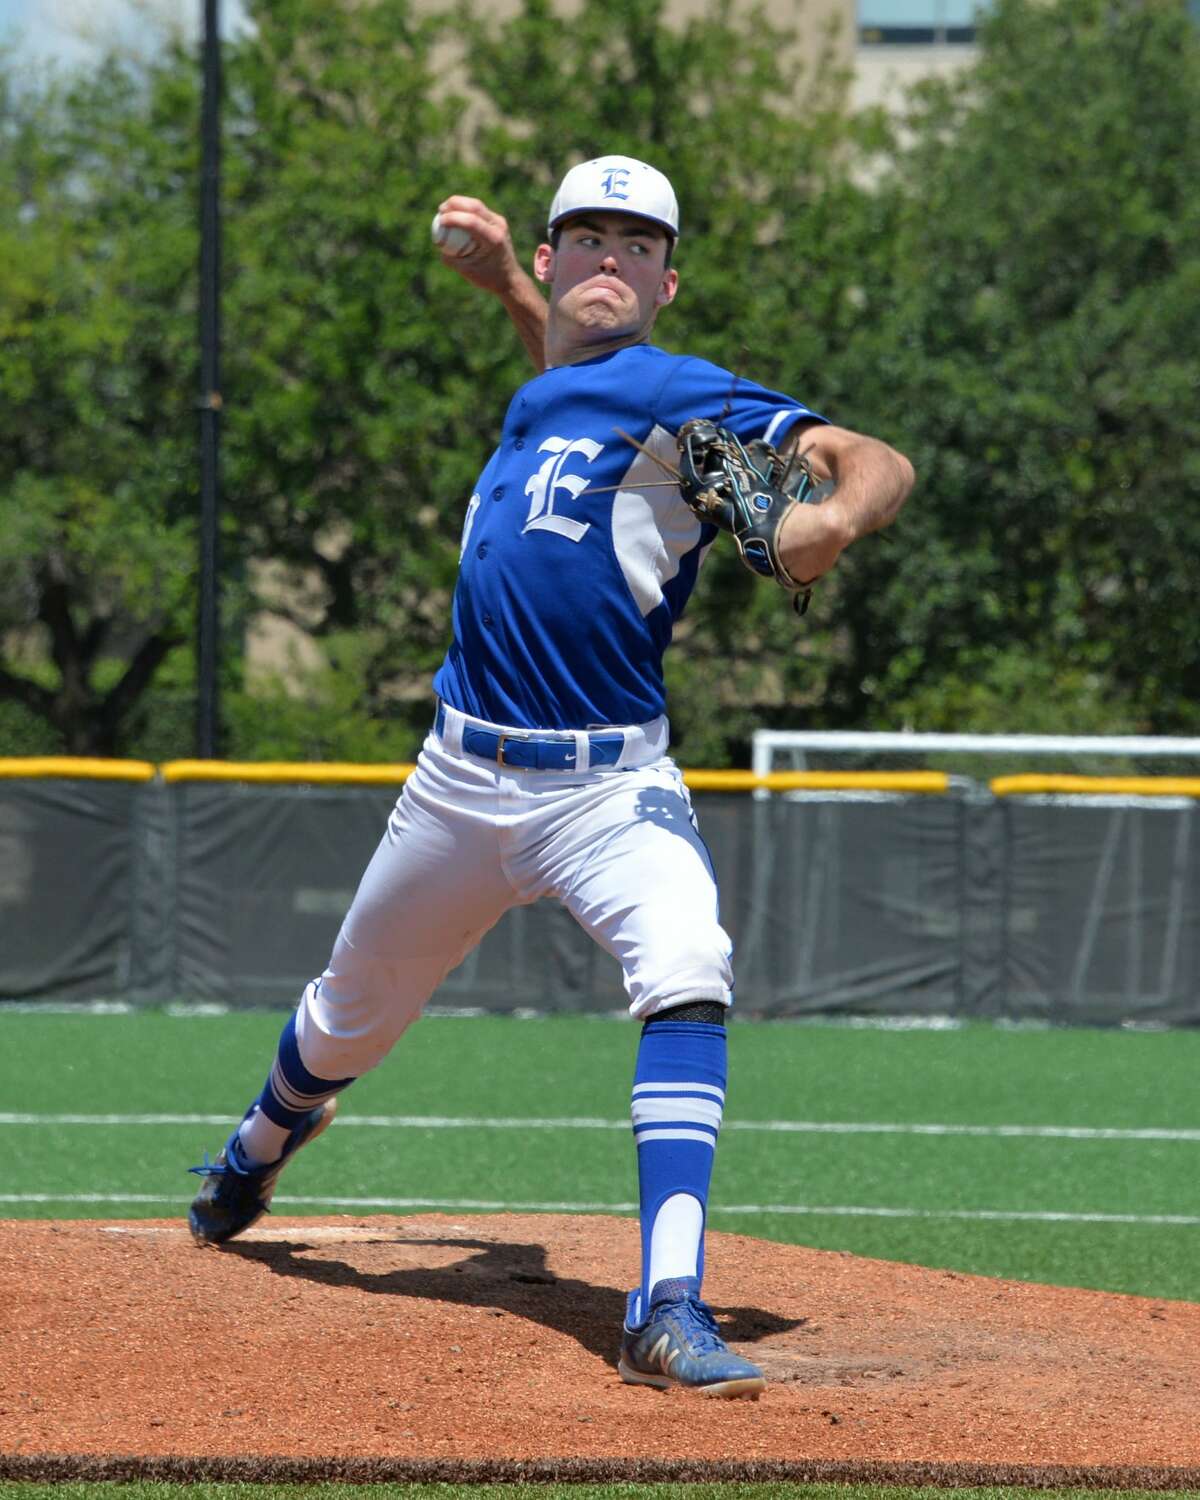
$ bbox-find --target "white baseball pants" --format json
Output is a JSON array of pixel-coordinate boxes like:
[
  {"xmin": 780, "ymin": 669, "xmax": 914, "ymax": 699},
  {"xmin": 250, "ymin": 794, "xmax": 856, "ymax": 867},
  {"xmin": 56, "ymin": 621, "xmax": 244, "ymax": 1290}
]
[{"xmin": 294, "ymin": 704, "xmax": 734, "ymax": 1081}]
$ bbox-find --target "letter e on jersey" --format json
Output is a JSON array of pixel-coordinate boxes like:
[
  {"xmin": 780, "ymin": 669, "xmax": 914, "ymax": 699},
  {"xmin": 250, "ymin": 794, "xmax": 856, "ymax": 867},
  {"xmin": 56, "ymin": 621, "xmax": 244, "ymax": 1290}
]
[{"xmin": 523, "ymin": 436, "xmax": 603, "ymax": 543}]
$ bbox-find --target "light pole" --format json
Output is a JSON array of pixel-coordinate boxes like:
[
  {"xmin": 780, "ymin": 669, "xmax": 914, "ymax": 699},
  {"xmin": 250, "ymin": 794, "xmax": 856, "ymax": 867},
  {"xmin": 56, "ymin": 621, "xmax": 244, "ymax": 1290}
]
[{"xmin": 197, "ymin": 0, "xmax": 222, "ymax": 757}]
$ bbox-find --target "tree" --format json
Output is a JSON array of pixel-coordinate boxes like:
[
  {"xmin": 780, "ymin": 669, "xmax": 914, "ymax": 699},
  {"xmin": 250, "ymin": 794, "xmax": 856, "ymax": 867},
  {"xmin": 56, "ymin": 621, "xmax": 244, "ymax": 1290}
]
[
  {"xmin": 3, "ymin": 0, "xmax": 861, "ymax": 760},
  {"xmin": 5, "ymin": 0, "xmax": 1196, "ymax": 761},
  {"xmin": 823, "ymin": 0, "xmax": 1200, "ymax": 735},
  {"xmin": 216, "ymin": 0, "xmax": 503, "ymax": 751},
  {"xmin": 0, "ymin": 56, "xmax": 200, "ymax": 754}
]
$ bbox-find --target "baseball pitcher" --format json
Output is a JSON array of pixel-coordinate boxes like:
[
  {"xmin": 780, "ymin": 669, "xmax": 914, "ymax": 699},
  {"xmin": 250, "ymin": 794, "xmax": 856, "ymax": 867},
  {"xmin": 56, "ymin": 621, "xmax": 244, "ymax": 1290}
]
[{"xmin": 189, "ymin": 155, "xmax": 915, "ymax": 1398}]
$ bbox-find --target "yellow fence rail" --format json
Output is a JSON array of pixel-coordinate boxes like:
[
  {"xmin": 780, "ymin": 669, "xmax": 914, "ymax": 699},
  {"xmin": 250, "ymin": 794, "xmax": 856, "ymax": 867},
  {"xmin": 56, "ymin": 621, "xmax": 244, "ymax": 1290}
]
[
  {"xmin": 990, "ymin": 774, "xmax": 1200, "ymax": 798},
  {"xmin": 0, "ymin": 757, "xmax": 157, "ymax": 782},
  {"xmin": 159, "ymin": 760, "xmax": 418, "ymax": 785},
  {"xmin": 681, "ymin": 769, "xmax": 949, "ymax": 794},
  {"xmin": 4, "ymin": 760, "xmax": 1200, "ymax": 797},
  {"xmin": 0, "ymin": 758, "xmax": 951, "ymax": 793}
]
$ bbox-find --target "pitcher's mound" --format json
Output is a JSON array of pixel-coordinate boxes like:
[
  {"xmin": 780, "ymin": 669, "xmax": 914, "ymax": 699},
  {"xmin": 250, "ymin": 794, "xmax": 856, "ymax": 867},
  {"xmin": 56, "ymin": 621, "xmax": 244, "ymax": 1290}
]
[{"xmin": 1, "ymin": 1214, "xmax": 1197, "ymax": 1486}]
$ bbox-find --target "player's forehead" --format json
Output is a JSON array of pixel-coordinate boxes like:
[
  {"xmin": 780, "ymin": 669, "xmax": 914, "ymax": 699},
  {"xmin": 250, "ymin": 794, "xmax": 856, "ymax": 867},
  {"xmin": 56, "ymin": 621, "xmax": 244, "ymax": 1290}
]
[{"xmin": 556, "ymin": 210, "xmax": 671, "ymax": 244}]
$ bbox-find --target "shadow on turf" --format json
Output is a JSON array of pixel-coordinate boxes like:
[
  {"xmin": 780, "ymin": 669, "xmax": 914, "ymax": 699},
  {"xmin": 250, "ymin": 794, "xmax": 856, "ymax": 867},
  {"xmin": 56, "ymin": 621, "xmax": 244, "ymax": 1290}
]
[{"xmin": 224, "ymin": 1232, "xmax": 806, "ymax": 1363}]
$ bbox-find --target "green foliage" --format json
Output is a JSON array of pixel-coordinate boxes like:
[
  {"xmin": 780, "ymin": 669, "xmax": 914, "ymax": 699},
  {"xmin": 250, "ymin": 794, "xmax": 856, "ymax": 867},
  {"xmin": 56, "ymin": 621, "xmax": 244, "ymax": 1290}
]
[
  {"xmin": 107, "ymin": 639, "xmax": 428, "ymax": 763},
  {"xmin": 222, "ymin": 633, "xmax": 427, "ymax": 763},
  {"xmin": 0, "ymin": 700, "xmax": 63, "ymax": 757},
  {"xmin": 460, "ymin": 0, "xmax": 856, "ymax": 344},
  {"xmin": 831, "ymin": 0, "xmax": 1200, "ymax": 733},
  {"xmin": 1, "ymin": 0, "xmax": 1197, "ymax": 760},
  {"xmin": 881, "ymin": 647, "xmax": 1142, "ymax": 736},
  {"xmin": 221, "ymin": 0, "xmax": 513, "ymax": 693},
  {"xmin": 0, "ymin": 56, "xmax": 201, "ymax": 753}
]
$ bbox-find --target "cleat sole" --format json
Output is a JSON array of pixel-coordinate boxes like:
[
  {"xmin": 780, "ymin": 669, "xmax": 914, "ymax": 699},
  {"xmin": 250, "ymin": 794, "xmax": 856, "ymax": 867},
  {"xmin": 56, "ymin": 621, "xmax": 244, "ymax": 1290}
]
[{"xmin": 618, "ymin": 1358, "xmax": 765, "ymax": 1399}]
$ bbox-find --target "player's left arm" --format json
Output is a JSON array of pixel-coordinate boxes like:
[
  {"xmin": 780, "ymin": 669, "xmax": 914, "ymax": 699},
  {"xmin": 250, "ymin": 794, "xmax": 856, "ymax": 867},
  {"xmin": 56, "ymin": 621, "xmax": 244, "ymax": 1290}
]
[{"xmin": 776, "ymin": 420, "xmax": 915, "ymax": 586}]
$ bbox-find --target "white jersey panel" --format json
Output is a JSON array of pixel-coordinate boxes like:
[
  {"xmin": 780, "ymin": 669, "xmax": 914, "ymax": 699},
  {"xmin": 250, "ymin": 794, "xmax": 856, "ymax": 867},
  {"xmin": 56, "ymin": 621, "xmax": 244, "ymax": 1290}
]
[{"xmin": 611, "ymin": 425, "xmax": 704, "ymax": 619}]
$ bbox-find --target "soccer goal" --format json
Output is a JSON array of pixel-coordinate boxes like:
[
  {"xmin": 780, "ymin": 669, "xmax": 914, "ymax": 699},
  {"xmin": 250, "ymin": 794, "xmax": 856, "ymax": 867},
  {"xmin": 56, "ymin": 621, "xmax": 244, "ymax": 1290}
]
[{"xmin": 751, "ymin": 729, "xmax": 1200, "ymax": 794}]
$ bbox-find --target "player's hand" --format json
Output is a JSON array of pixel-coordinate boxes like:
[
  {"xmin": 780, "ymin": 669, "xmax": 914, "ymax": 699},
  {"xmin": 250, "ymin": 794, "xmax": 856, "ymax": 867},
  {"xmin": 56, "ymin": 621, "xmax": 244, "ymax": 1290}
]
[
  {"xmin": 776, "ymin": 495, "xmax": 852, "ymax": 587},
  {"xmin": 433, "ymin": 195, "xmax": 524, "ymax": 296}
]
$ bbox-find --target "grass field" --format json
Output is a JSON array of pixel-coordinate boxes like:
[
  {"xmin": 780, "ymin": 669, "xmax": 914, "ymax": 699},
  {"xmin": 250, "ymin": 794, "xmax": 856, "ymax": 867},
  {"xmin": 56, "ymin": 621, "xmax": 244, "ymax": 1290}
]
[
  {"xmin": 1, "ymin": 1009, "xmax": 1197, "ymax": 1302},
  {"xmin": 2, "ymin": 1484, "xmax": 1199, "ymax": 1500},
  {"xmin": 5, "ymin": 1487, "xmax": 1200, "ymax": 1500}
]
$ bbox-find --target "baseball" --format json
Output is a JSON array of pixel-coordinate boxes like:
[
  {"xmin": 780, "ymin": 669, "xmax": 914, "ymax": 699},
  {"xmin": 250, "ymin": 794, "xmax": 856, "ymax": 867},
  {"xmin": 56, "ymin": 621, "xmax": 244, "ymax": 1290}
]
[{"xmin": 431, "ymin": 212, "xmax": 475, "ymax": 256}]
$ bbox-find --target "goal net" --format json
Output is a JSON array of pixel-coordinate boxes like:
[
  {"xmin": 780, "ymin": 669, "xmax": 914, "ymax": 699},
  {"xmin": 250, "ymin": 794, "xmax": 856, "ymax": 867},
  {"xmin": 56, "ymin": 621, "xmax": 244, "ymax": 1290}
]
[{"xmin": 751, "ymin": 730, "xmax": 1200, "ymax": 789}]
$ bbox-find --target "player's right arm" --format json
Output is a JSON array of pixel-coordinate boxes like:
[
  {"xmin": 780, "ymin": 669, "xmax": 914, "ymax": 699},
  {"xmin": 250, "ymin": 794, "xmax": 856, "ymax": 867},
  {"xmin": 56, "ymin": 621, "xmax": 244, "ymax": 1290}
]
[{"xmin": 433, "ymin": 195, "xmax": 549, "ymax": 372}]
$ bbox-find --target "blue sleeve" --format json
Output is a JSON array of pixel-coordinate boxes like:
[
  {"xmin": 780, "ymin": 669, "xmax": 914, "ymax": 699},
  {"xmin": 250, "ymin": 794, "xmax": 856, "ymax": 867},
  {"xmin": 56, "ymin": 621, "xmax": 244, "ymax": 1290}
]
[{"xmin": 654, "ymin": 355, "xmax": 827, "ymax": 448}]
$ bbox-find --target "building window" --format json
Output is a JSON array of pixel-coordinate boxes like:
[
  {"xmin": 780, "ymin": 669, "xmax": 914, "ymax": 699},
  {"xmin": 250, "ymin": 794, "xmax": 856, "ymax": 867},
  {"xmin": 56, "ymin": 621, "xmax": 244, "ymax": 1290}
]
[{"xmin": 859, "ymin": 0, "xmax": 984, "ymax": 44}]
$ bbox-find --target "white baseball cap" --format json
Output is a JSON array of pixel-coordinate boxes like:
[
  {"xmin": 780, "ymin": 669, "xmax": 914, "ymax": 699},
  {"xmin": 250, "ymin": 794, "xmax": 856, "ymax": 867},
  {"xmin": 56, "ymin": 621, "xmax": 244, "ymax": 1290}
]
[{"xmin": 547, "ymin": 155, "xmax": 679, "ymax": 239}]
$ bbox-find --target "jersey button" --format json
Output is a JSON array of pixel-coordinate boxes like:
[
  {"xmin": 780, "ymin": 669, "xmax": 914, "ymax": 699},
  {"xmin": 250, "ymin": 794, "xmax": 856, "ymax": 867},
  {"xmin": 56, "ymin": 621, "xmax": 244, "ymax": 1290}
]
[
  {"xmin": 476, "ymin": 543, "xmax": 488, "ymax": 558},
  {"xmin": 492, "ymin": 486, "xmax": 504, "ymax": 501},
  {"xmin": 514, "ymin": 438, "xmax": 525, "ymax": 450},
  {"xmin": 482, "ymin": 613, "xmax": 494, "ymax": 628}
]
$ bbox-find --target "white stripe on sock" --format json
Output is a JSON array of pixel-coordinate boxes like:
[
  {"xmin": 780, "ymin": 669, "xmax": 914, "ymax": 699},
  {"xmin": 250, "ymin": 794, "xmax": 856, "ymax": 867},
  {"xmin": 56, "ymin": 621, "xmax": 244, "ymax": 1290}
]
[
  {"xmin": 631, "ymin": 1097, "xmax": 724, "ymax": 1129},
  {"xmin": 633, "ymin": 1127, "xmax": 717, "ymax": 1147},
  {"xmin": 632, "ymin": 1081, "xmax": 725, "ymax": 1103},
  {"xmin": 269, "ymin": 1062, "xmax": 330, "ymax": 1113}
]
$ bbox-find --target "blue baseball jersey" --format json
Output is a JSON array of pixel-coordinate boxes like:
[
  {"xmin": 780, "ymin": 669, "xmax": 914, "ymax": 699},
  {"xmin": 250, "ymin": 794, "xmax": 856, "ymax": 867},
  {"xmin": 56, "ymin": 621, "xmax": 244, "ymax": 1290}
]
[{"xmin": 432, "ymin": 343, "xmax": 826, "ymax": 730}]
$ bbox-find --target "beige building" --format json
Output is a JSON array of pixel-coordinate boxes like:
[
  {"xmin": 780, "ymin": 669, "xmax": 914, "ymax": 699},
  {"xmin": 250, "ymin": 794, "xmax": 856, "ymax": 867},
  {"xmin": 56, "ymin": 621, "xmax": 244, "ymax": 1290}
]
[
  {"xmin": 489, "ymin": 0, "xmax": 981, "ymax": 111},
  {"xmin": 738, "ymin": 0, "xmax": 981, "ymax": 109}
]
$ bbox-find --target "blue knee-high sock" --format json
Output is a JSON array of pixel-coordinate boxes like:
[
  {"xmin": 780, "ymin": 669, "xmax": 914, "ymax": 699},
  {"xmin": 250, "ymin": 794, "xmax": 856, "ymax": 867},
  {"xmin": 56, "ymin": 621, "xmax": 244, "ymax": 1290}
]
[
  {"xmin": 258, "ymin": 1009, "xmax": 354, "ymax": 1126},
  {"xmin": 630, "ymin": 1019, "xmax": 727, "ymax": 1320},
  {"xmin": 233, "ymin": 1010, "xmax": 354, "ymax": 1166}
]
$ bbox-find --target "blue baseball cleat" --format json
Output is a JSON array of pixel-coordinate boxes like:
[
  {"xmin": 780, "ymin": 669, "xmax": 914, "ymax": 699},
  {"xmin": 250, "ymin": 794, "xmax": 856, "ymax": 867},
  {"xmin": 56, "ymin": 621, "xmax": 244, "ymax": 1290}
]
[
  {"xmin": 618, "ymin": 1276, "xmax": 767, "ymax": 1398},
  {"xmin": 187, "ymin": 1099, "xmax": 337, "ymax": 1246}
]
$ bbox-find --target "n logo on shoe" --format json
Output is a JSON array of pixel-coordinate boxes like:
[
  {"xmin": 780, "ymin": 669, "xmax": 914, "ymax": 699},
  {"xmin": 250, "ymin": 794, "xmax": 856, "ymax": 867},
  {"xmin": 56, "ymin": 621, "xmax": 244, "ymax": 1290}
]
[{"xmin": 647, "ymin": 1333, "xmax": 680, "ymax": 1374}]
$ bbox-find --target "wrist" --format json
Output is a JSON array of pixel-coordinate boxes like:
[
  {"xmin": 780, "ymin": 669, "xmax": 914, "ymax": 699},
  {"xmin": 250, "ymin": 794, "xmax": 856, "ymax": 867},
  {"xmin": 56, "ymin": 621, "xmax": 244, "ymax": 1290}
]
[{"xmin": 778, "ymin": 496, "xmax": 851, "ymax": 583}]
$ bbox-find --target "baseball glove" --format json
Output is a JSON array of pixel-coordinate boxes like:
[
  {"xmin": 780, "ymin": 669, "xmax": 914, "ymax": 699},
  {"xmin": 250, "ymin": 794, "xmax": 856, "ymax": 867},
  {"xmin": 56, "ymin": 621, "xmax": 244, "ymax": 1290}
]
[{"xmin": 676, "ymin": 419, "xmax": 833, "ymax": 615}]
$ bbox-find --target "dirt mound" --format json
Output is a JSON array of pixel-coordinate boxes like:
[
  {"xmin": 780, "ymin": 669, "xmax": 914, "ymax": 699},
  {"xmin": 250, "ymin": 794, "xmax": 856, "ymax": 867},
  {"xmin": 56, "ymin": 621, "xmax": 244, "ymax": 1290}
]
[{"xmin": 1, "ymin": 1214, "xmax": 1197, "ymax": 1486}]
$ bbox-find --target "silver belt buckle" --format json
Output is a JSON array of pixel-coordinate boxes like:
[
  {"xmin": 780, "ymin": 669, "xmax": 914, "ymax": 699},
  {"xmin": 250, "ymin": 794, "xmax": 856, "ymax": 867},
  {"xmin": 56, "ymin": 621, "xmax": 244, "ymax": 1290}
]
[{"xmin": 495, "ymin": 730, "xmax": 531, "ymax": 766}]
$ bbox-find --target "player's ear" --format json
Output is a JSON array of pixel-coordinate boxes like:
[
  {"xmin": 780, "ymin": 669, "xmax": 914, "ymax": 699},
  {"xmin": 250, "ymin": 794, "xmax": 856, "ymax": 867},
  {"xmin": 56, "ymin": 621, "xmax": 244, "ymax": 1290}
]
[
  {"xmin": 656, "ymin": 267, "xmax": 679, "ymax": 307},
  {"xmin": 534, "ymin": 242, "xmax": 555, "ymax": 284}
]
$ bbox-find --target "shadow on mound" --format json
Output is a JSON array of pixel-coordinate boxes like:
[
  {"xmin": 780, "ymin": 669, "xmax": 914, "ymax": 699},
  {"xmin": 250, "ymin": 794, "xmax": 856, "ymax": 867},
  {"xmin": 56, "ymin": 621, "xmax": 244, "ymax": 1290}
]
[{"xmin": 224, "ymin": 1230, "xmax": 807, "ymax": 1364}]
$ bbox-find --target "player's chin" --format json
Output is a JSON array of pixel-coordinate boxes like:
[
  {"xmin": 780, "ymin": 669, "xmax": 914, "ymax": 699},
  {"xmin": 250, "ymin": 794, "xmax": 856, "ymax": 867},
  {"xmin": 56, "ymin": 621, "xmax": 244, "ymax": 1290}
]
[{"xmin": 572, "ymin": 312, "xmax": 635, "ymax": 340}]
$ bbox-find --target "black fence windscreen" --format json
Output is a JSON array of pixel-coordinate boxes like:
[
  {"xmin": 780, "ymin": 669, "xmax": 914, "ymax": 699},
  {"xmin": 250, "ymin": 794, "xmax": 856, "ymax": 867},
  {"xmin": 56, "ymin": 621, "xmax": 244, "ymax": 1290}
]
[{"xmin": 1, "ymin": 779, "xmax": 1196, "ymax": 1023}]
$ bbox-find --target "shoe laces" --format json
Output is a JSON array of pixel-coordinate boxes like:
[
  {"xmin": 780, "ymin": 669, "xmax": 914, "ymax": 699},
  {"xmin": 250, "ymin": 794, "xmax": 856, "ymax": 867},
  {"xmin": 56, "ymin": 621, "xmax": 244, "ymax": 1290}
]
[
  {"xmin": 187, "ymin": 1151, "xmax": 227, "ymax": 1179},
  {"xmin": 188, "ymin": 1134, "xmax": 260, "ymax": 1180},
  {"xmin": 663, "ymin": 1293, "xmax": 726, "ymax": 1354}
]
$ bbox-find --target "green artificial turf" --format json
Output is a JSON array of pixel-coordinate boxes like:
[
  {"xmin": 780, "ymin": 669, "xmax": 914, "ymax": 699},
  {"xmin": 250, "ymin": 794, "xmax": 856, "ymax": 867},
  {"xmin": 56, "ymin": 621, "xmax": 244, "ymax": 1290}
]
[{"xmin": 1, "ymin": 1011, "xmax": 1198, "ymax": 1300}]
